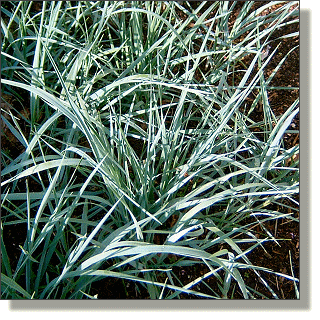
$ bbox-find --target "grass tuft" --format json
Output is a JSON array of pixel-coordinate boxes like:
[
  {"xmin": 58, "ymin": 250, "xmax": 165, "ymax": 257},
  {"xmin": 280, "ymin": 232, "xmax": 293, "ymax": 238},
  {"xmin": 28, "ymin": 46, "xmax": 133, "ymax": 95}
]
[{"xmin": 1, "ymin": 1, "xmax": 299, "ymax": 299}]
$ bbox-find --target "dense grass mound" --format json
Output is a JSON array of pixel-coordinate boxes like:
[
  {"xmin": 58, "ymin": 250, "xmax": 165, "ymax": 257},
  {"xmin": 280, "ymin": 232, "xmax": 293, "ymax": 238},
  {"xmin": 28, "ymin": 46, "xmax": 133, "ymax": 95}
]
[{"xmin": 1, "ymin": 1, "xmax": 299, "ymax": 299}]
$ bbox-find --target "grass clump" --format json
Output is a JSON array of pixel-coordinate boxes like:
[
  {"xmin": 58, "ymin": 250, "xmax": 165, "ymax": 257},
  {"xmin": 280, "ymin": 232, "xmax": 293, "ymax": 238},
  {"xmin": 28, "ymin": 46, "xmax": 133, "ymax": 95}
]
[{"xmin": 1, "ymin": 1, "xmax": 299, "ymax": 299}]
